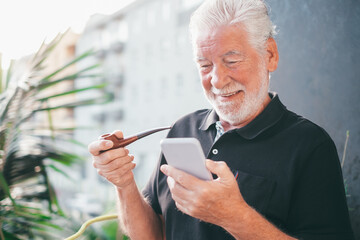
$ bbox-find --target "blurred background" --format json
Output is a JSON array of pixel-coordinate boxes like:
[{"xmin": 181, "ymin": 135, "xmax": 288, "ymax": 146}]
[{"xmin": 0, "ymin": 0, "xmax": 359, "ymax": 239}]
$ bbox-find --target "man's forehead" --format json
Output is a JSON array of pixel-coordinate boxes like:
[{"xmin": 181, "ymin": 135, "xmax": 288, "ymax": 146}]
[
  {"xmin": 194, "ymin": 23, "xmax": 248, "ymax": 41},
  {"xmin": 194, "ymin": 26, "xmax": 250, "ymax": 58},
  {"xmin": 223, "ymin": 50, "xmax": 244, "ymax": 57},
  {"xmin": 195, "ymin": 45, "xmax": 246, "ymax": 60}
]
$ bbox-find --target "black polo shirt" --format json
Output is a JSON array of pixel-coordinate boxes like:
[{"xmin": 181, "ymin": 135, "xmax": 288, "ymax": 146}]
[{"xmin": 143, "ymin": 93, "xmax": 354, "ymax": 240}]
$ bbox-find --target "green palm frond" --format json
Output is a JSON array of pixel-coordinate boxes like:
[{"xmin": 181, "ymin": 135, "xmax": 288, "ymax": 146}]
[
  {"xmin": 40, "ymin": 49, "xmax": 96, "ymax": 83},
  {"xmin": 0, "ymin": 31, "xmax": 109, "ymax": 239}
]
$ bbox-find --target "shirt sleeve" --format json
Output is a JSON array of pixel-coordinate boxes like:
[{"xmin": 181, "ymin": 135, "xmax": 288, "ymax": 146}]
[{"xmin": 287, "ymin": 138, "xmax": 355, "ymax": 240}]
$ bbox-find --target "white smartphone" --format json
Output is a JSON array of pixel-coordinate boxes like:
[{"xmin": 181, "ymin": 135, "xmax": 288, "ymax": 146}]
[{"xmin": 160, "ymin": 138, "xmax": 213, "ymax": 181}]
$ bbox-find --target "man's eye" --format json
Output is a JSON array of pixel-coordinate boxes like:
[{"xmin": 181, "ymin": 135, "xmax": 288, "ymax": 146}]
[
  {"xmin": 198, "ymin": 63, "xmax": 212, "ymax": 70},
  {"xmin": 201, "ymin": 65, "xmax": 211, "ymax": 68},
  {"xmin": 226, "ymin": 60, "xmax": 239, "ymax": 65}
]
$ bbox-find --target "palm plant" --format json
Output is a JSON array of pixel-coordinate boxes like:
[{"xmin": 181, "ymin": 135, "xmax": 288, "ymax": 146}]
[{"xmin": 0, "ymin": 32, "xmax": 112, "ymax": 239}]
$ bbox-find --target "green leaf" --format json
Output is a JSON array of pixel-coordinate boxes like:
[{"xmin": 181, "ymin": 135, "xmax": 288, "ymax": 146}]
[
  {"xmin": 2, "ymin": 230, "xmax": 22, "ymax": 240},
  {"xmin": 0, "ymin": 57, "xmax": 3, "ymax": 94},
  {"xmin": 37, "ymin": 83, "xmax": 107, "ymax": 102},
  {"xmin": 67, "ymin": 138, "xmax": 88, "ymax": 148},
  {"xmin": 2, "ymin": 204, "xmax": 42, "ymax": 212},
  {"xmin": 0, "ymin": 87, "xmax": 19, "ymax": 124},
  {"xmin": 21, "ymin": 127, "xmax": 85, "ymax": 133},
  {"xmin": 44, "ymin": 173, "xmax": 64, "ymax": 216},
  {"xmin": 5, "ymin": 59, "xmax": 15, "ymax": 89},
  {"xmin": 34, "ymin": 93, "xmax": 114, "ymax": 111},
  {"xmin": 48, "ymin": 152, "xmax": 82, "ymax": 166},
  {"xmin": 41, "ymin": 49, "xmax": 96, "ymax": 82},
  {"xmin": 100, "ymin": 220, "xmax": 119, "ymax": 240},
  {"xmin": 28, "ymin": 219, "xmax": 63, "ymax": 230},
  {"xmin": 32, "ymin": 32, "xmax": 65, "ymax": 69},
  {"xmin": 0, "ymin": 172, "xmax": 17, "ymax": 205},
  {"xmin": 37, "ymin": 68, "xmax": 101, "ymax": 91},
  {"xmin": 46, "ymin": 164, "xmax": 74, "ymax": 181},
  {"xmin": 14, "ymin": 209, "xmax": 52, "ymax": 221}
]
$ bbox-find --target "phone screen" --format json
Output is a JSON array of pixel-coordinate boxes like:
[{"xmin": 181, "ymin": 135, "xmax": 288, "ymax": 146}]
[{"xmin": 160, "ymin": 138, "xmax": 213, "ymax": 181}]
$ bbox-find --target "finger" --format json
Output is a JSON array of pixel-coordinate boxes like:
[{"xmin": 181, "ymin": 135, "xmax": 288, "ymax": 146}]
[
  {"xmin": 172, "ymin": 195, "xmax": 190, "ymax": 213},
  {"xmin": 88, "ymin": 140, "xmax": 113, "ymax": 156},
  {"xmin": 205, "ymin": 160, "xmax": 233, "ymax": 180},
  {"xmin": 98, "ymin": 160, "xmax": 136, "ymax": 179},
  {"xmin": 160, "ymin": 164, "xmax": 202, "ymax": 189},
  {"xmin": 167, "ymin": 176, "xmax": 191, "ymax": 197},
  {"xmin": 96, "ymin": 148, "xmax": 129, "ymax": 165},
  {"xmin": 170, "ymin": 192, "xmax": 194, "ymax": 217},
  {"xmin": 114, "ymin": 161, "xmax": 136, "ymax": 177},
  {"xmin": 95, "ymin": 155, "xmax": 134, "ymax": 173},
  {"xmin": 167, "ymin": 178, "xmax": 190, "ymax": 208},
  {"xmin": 111, "ymin": 130, "xmax": 124, "ymax": 139}
]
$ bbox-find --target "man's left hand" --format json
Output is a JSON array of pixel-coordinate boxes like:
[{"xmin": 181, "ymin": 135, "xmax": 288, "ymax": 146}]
[{"xmin": 160, "ymin": 159, "xmax": 246, "ymax": 226}]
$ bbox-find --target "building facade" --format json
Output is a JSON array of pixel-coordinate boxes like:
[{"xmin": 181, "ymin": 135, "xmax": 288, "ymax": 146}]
[{"xmin": 73, "ymin": 0, "xmax": 208, "ymax": 211}]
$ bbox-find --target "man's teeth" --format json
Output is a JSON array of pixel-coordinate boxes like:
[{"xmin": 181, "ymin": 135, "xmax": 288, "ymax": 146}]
[{"xmin": 220, "ymin": 90, "xmax": 240, "ymax": 97}]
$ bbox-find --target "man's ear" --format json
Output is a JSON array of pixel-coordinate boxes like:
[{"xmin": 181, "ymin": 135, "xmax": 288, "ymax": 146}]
[{"xmin": 266, "ymin": 38, "xmax": 279, "ymax": 72}]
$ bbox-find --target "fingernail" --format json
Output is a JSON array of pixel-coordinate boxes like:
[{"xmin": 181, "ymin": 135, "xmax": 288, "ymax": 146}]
[
  {"xmin": 160, "ymin": 165, "xmax": 168, "ymax": 174},
  {"xmin": 105, "ymin": 141, "xmax": 112, "ymax": 147}
]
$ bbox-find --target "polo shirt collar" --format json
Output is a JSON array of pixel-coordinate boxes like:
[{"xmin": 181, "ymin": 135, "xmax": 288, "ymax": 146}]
[
  {"xmin": 199, "ymin": 92, "xmax": 286, "ymax": 140},
  {"xmin": 199, "ymin": 108, "xmax": 219, "ymax": 131}
]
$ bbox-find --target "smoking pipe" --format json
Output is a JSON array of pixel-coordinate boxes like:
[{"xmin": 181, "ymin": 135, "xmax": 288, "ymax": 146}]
[{"xmin": 99, "ymin": 126, "xmax": 171, "ymax": 152}]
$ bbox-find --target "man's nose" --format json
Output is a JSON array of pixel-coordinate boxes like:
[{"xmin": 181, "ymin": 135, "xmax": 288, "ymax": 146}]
[{"xmin": 210, "ymin": 65, "xmax": 231, "ymax": 89}]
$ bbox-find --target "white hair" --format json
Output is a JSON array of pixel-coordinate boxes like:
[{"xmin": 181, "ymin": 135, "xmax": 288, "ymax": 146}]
[{"xmin": 189, "ymin": 0, "xmax": 277, "ymax": 54}]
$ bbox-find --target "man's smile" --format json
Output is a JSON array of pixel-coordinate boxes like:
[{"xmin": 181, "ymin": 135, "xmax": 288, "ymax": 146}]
[{"xmin": 218, "ymin": 90, "xmax": 242, "ymax": 98}]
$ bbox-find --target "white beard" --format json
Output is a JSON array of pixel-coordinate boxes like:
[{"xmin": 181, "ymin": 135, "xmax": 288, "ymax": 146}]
[{"xmin": 204, "ymin": 66, "xmax": 269, "ymax": 126}]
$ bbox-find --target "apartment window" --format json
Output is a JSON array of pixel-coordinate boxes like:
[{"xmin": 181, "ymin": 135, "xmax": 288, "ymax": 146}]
[
  {"xmin": 101, "ymin": 29, "xmax": 111, "ymax": 49},
  {"xmin": 93, "ymin": 29, "xmax": 103, "ymax": 50},
  {"xmin": 145, "ymin": 80, "xmax": 152, "ymax": 101},
  {"xmin": 161, "ymin": 38, "xmax": 171, "ymax": 51},
  {"xmin": 147, "ymin": 4, "xmax": 156, "ymax": 27},
  {"xmin": 160, "ymin": 38, "xmax": 172, "ymax": 60},
  {"xmin": 161, "ymin": 77, "xmax": 168, "ymax": 98},
  {"xmin": 176, "ymin": 73, "xmax": 184, "ymax": 96},
  {"xmin": 132, "ymin": 86, "xmax": 138, "ymax": 104},
  {"xmin": 93, "ymin": 112, "xmax": 106, "ymax": 124},
  {"xmin": 131, "ymin": 9, "xmax": 143, "ymax": 35},
  {"xmin": 162, "ymin": 1, "xmax": 171, "ymax": 20},
  {"xmin": 114, "ymin": 109, "xmax": 124, "ymax": 121},
  {"xmin": 175, "ymin": 28, "xmax": 187, "ymax": 53},
  {"xmin": 145, "ymin": 44, "xmax": 153, "ymax": 63},
  {"xmin": 118, "ymin": 21, "xmax": 128, "ymax": 42}
]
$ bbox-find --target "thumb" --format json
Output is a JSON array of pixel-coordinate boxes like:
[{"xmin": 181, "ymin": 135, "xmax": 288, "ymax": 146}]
[{"xmin": 206, "ymin": 160, "xmax": 233, "ymax": 180}]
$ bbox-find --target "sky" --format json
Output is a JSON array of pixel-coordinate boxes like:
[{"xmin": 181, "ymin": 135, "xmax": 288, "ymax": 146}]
[{"xmin": 0, "ymin": 0, "xmax": 135, "ymax": 69}]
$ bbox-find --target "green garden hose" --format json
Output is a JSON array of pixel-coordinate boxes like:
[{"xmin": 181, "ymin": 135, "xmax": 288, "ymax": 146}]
[{"xmin": 64, "ymin": 214, "xmax": 118, "ymax": 240}]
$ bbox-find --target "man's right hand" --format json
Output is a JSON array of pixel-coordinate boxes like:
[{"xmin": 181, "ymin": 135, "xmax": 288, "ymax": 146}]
[{"xmin": 88, "ymin": 130, "xmax": 136, "ymax": 189}]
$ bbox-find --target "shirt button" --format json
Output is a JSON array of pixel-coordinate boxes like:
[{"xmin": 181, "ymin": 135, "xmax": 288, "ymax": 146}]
[{"xmin": 212, "ymin": 149, "xmax": 218, "ymax": 155}]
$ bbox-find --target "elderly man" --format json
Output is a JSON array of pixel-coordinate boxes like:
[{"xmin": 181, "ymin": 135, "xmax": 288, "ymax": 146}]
[{"xmin": 88, "ymin": 0, "xmax": 354, "ymax": 239}]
